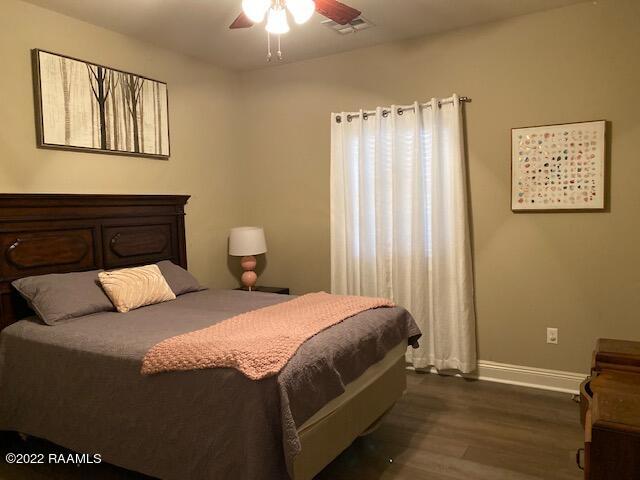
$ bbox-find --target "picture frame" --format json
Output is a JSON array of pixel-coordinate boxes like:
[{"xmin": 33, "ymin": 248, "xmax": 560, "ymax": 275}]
[
  {"xmin": 32, "ymin": 49, "xmax": 170, "ymax": 159},
  {"xmin": 511, "ymin": 120, "xmax": 606, "ymax": 212}
]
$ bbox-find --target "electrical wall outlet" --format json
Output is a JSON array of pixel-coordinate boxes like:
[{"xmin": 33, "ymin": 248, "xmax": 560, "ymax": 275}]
[{"xmin": 547, "ymin": 327, "xmax": 558, "ymax": 344}]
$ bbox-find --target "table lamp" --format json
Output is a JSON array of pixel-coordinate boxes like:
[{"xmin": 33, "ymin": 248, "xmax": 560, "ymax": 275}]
[{"xmin": 228, "ymin": 226, "xmax": 267, "ymax": 291}]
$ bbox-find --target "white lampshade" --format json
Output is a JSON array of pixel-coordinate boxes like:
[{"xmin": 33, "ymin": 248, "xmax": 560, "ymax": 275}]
[
  {"xmin": 229, "ymin": 227, "xmax": 267, "ymax": 257},
  {"xmin": 242, "ymin": 0, "xmax": 271, "ymax": 23},
  {"xmin": 286, "ymin": 0, "xmax": 315, "ymax": 24},
  {"xmin": 266, "ymin": 6, "xmax": 290, "ymax": 34}
]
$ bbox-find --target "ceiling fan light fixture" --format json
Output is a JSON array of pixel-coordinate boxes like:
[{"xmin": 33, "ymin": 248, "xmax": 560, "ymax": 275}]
[
  {"xmin": 242, "ymin": 0, "xmax": 271, "ymax": 23},
  {"xmin": 286, "ymin": 0, "xmax": 315, "ymax": 24},
  {"xmin": 266, "ymin": 6, "xmax": 290, "ymax": 34}
]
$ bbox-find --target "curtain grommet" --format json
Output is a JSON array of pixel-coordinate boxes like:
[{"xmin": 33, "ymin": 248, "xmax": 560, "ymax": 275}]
[
  {"xmin": 382, "ymin": 110, "xmax": 389, "ymax": 118},
  {"xmin": 362, "ymin": 112, "xmax": 369, "ymax": 120},
  {"xmin": 397, "ymin": 108, "xmax": 404, "ymax": 116},
  {"xmin": 336, "ymin": 115, "xmax": 342, "ymax": 124},
  {"xmin": 347, "ymin": 114, "xmax": 353, "ymax": 123}
]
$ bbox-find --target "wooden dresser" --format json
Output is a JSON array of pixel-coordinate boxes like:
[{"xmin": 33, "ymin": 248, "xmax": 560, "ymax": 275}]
[{"xmin": 579, "ymin": 339, "xmax": 640, "ymax": 479}]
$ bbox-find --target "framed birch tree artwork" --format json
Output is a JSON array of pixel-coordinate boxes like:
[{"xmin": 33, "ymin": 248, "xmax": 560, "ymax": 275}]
[
  {"xmin": 32, "ymin": 49, "xmax": 170, "ymax": 159},
  {"xmin": 511, "ymin": 120, "xmax": 606, "ymax": 211}
]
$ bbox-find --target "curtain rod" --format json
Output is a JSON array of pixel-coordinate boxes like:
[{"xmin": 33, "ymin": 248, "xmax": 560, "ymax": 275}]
[{"xmin": 335, "ymin": 96, "xmax": 471, "ymax": 124}]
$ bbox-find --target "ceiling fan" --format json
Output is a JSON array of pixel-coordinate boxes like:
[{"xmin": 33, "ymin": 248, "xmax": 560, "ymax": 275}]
[{"xmin": 230, "ymin": 0, "xmax": 362, "ymax": 61}]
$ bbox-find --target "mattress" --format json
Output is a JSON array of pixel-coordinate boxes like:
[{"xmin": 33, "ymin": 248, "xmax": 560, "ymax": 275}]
[
  {"xmin": 0, "ymin": 289, "xmax": 420, "ymax": 480},
  {"xmin": 298, "ymin": 341, "xmax": 407, "ymax": 433},
  {"xmin": 293, "ymin": 341, "xmax": 407, "ymax": 479}
]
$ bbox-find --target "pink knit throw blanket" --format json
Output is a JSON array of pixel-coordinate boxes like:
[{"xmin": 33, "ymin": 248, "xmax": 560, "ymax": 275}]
[{"xmin": 141, "ymin": 292, "xmax": 394, "ymax": 380}]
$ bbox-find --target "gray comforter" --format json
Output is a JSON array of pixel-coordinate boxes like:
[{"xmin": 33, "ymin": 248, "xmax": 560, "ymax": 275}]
[{"xmin": 0, "ymin": 289, "xmax": 420, "ymax": 480}]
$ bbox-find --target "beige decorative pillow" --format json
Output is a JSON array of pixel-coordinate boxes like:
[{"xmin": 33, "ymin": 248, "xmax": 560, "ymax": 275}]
[{"xmin": 98, "ymin": 264, "xmax": 176, "ymax": 313}]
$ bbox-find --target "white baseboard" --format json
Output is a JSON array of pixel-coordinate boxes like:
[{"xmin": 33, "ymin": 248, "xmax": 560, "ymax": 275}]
[{"xmin": 409, "ymin": 360, "xmax": 587, "ymax": 394}]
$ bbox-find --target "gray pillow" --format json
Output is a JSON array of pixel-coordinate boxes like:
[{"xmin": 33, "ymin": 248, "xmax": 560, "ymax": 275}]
[
  {"xmin": 157, "ymin": 260, "xmax": 203, "ymax": 296},
  {"xmin": 12, "ymin": 270, "xmax": 115, "ymax": 325}
]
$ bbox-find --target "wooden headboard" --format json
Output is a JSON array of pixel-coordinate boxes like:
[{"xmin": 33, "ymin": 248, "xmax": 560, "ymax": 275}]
[{"xmin": 0, "ymin": 194, "xmax": 190, "ymax": 329}]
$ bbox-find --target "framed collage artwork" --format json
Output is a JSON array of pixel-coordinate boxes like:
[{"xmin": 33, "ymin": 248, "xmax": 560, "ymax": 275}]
[{"xmin": 511, "ymin": 120, "xmax": 606, "ymax": 211}]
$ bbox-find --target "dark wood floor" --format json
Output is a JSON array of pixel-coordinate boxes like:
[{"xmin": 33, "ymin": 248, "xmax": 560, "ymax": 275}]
[
  {"xmin": 0, "ymin": 372, "xmax": 584, "ymax": 480},
  {"xmin": 317, "ymin": 372, "xmax": 583, "ymax": 480}
]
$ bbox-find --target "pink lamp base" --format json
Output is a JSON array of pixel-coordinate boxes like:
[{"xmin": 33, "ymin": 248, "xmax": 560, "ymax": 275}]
[{"xmin": 240, "ymin": 255, "xmax": 258, "ymax": 290}]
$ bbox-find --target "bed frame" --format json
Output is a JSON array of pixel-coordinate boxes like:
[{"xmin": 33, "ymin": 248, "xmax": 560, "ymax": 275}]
[
  {"xmin": 0, "ymin": 193, "xmax": 405, "ymax": 479},
  {"xmin": 0, "ymin": 193, "xmax": 189, "ymax": 330}
]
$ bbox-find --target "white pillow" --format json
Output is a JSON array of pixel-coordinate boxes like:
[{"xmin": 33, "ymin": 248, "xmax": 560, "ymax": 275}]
[{"xmin": 99, "ymin": 264, "xmax": 176, "ymax": 313}]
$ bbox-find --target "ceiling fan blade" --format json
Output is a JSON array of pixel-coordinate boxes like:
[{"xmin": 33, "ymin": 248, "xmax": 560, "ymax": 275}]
[
  {"xmin": 229, "ymin": 12, "xmax": 254, "ymax": 29},
  {"xmin": 314, "ymin": 0, "xmax": 361, "ymax": 25}
]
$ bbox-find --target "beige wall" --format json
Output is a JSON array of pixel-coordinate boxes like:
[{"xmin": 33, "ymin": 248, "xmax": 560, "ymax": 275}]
[
  {"xmin": 0, "ymin": 0, "xmax": 242, "ymax": 288},
  {"xmin": 3, "ymin": 0, "xmax": 639, "ymax": 373},
  {"xmin": 238, "ymin": 0, "xmax": 640, "ymax": 373}
]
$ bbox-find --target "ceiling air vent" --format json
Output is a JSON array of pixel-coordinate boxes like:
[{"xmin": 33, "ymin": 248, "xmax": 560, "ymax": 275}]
[{"xmin": 321, "ymin": 17, "xmax": 374, "ymax": 35}]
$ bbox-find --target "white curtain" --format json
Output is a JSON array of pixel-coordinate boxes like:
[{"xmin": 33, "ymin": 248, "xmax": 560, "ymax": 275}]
[{"xmin": 330, "ymin": 94, "xmax": 476, "ymax": 373}]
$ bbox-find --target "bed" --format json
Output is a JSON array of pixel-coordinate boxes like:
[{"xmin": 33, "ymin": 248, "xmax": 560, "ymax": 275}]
[{"xmin": 0, "ymin": 194, "xmax": 419, "ymax": 480}]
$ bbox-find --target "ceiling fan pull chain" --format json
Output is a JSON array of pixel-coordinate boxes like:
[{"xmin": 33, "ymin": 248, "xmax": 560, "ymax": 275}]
[
  {"xmin": 267, "ymin": 31, "xmax": 273, "ymax": 62},
  {"xmin": 277, "ymin": 34, "xmax": 283, "ymax": 61}
]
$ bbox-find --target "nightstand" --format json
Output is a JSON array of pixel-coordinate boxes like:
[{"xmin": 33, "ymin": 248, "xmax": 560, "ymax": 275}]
[{"xmin": 235, "ymin": 286, "xmax": 290, "ymax": 295}]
